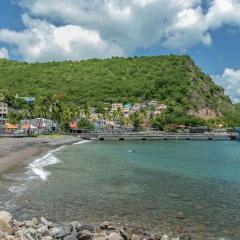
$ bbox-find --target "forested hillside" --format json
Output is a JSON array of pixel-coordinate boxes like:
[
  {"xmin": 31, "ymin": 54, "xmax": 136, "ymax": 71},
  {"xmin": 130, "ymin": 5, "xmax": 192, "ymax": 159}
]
[{"xmin": 0, "ymin": 55, "xmax": 233, "ymax": 119}]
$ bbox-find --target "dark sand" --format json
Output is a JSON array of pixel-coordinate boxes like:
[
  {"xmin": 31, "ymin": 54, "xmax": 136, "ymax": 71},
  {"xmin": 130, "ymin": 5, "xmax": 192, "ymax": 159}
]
[{"xmin": 0, "ymin": 136, "xmax": 81, "ymax": 174}]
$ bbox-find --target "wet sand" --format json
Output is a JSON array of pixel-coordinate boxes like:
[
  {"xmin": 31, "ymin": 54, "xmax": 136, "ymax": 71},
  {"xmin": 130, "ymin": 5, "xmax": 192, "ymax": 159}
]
[{"xmin": 0, "ymin": 136, "xmax": 81, "ymax": 174}]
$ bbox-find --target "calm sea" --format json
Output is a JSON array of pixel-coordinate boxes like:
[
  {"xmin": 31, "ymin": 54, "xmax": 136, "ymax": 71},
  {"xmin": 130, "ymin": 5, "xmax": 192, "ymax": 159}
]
[{"xmin": 1, "ymin": 140, "xmax": 240, "ymax": 240}]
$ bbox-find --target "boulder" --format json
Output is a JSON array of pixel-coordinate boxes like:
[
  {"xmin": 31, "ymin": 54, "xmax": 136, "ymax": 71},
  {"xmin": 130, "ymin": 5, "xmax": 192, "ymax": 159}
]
[
  {"xmin": 0, "ymin": 211, "xmax": 13, "ymax": 234},
  {"xmin": 0, "ymin": 211, "xmax": 12, "ymax": 224},
  {"xmin": 77, "ymin": 224, "xmax": 95, "ymax": 232},
  {"xmin": 131, "ymin": 234, "xmax": 141, "ymax": 240},
  {"xmin": 100, "ymin": 221, "xmax": 115, "ymax": 230},
  {"xmin": 0, "ymin": 211, "xmax": 13, "ymax": 233},
  {"xmin": 41, "ymin": 217, "xmax": 54, "ymax": 228},
  {"xmin": 106, "ymin": 232, "xmax": 124, "ymax": 240},
  {"xmin": 49, "ymin": 224, "xmax": 73, "ymax": 239},
  {"xmin": 77, "ymin": 230, "xmax": 93, "ymax": 240},
  {"xmin": 37, "ymin": 225, "xmax": 48, "ymax": 235}
]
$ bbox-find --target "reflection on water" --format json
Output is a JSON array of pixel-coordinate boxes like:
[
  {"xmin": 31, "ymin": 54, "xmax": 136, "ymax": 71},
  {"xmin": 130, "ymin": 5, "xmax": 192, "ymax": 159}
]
[{"xmin": 2, "ymin": 141, "xmax": 240, "ymax": 240}]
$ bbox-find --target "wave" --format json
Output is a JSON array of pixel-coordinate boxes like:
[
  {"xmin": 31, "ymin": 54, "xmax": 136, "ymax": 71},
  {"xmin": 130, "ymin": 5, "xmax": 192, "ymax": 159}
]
[
  {"xmin": 73, "ymin": 140, "xmax": 91, "ymax": 145},
  {"xmin": 8, "ymin": 141, "xmax": 91, "ymax": 195},
  {"xmin": 28, "ymin": 145, "xmax": 66, "ymax": 181}
]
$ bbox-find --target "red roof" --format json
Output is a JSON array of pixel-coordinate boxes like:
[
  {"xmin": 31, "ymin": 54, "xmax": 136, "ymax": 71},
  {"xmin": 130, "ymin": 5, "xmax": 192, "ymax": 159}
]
[{"xmin": 70, "ymin": 121, "xmax": 78, "ymax": 129}]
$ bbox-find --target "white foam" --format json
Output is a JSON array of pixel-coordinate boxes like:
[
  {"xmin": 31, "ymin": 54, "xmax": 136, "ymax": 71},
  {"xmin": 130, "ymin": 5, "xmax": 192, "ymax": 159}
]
[
  {"xmin": 9, "ymin": 184, "xmax": 26, "ymax": 196},
  {"xmin": 73, "ymin": 140, "xmax": 91, "ymax": 145},
  {"xmin": 28, "ymin": 146, "xmax": 65, "ymax": 181}
]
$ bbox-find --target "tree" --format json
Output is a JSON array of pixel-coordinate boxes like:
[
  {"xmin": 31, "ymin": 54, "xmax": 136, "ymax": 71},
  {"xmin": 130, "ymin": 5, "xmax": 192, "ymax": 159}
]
[{"xmin": 77, "ymin": 118, "xmax": 94, "ymax": 130}]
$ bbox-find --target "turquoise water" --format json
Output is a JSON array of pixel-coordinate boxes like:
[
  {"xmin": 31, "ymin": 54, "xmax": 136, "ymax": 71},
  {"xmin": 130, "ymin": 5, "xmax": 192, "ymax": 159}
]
[{"xmin": 3, "ymin": 141, "xmax": 240, "ymax": 239}]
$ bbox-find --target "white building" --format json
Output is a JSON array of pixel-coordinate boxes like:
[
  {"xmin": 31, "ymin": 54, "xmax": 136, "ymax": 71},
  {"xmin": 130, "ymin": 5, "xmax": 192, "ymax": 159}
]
[{"xmin": 0, "ymin": 102, "xmax": 8, "ymax": 119}]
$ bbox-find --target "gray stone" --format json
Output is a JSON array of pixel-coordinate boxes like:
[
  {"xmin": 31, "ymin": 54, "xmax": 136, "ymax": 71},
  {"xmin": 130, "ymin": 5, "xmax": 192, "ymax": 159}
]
[
  {"xmin": 77, "ymin": 230, "xmax": 93, "ymax": 240},
  {"xmin": 120, "ymin": 229, "xmax": 129, "ymax": 240},
  {"xmin": 49, "ymin": 224, "xmax": 73, "ymax": 239},
  {"xmin": 0, "ymin": 211, "xmax": 12, "ymax": 224},
  {"xmin": 37, "ymin": 225, "xmax": 48, "ymax": 235},
  {"xmin": 42, "ymin": 237, "xmax": 53, "ymax": 240},
  {"xmin": 64, "ymin": 234, "xmax": 78, "ymax": 240},
  {"xmin": 106, "ymin": 232, "xmax": 124, "ymax": 240},
  {"xmin": 77, "ymin": 224, "xmax": 95, "ymax": 233},
  {"xmin": 4, "ymin": 235, "xmax": 14, "ymax": 240},
  {"xmin": 131, "ymin": 234, "xmax": 141, "ymax": 240},
  {"xmin": 32, "ymin": 217, "xmax": 38, "ymax": 226},
  {"xmin": 0, "ymin": 231, "xmax": 5, "ymax": 238},
  {"xmin": 41, "ymin": 217, "xmax": 54, "ymax": 228},
  {"xmin": 27, "ymin": 227, "xmax": 37, "ymax": 235},
  {"xmin": 93, "ymin": 233, "xmax": 107, "ymax": 238},
  {"xmin": 41, "ymin": 217, "xmax": 49, "ymax": 225},
  {"xmin": 179, "ymin": 233, "xmax": 191, "ymax": 240},
  {"xmin": 93, "ymin": 237, "xmax": 106, "ymax": 240},
  {"xmin": 100, "ymin": 221, "xmax": 115, "ymax": 230}
]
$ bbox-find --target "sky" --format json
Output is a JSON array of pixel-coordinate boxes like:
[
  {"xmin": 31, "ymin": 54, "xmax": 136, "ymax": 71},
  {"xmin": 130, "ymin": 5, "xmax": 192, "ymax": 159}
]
[{"xmin": 0, "ymin": 0, "xmax": 240, "ymax": 102}]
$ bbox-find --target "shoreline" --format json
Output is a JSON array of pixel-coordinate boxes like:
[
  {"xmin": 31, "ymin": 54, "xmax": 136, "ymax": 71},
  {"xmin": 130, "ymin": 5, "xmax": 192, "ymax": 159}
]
[
  {"xmin": 0, "ymin": 211, "xmax": 188, "ymax": 240},
  {"xmin": 0, "ymin": 136, "xmax": 81, "ymax": 175}
]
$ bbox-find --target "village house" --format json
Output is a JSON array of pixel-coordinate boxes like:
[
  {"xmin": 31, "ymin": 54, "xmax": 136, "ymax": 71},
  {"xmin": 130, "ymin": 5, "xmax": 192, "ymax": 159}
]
[
  {"xmin": 122, "ymin": 103, "xmax": 132, "ymax": 117},
  {"xmin": 0, "ymin": 102, "xmax": 8, "ymax": 133},
  {"xmin": 111, "ymin": 103, "xmax": 123, "ymax": 112},
  {"xmin": 131, "ymin": 103, "xmax": 141, "ymax": 113}
]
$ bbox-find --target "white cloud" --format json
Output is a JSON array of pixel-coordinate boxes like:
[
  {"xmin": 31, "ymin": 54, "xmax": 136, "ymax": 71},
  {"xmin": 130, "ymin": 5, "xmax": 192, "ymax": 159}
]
[
  {"xmin": 212, "ymin": 68, "xmax": 240, "ymax": 103},
  {"xmin": 0, "ymin": 15, "xmax": 123, "ymax": 62},
  {"xmin": 0, "ymin": 0, "xmax": 240, "ymax": 62},
  {"xmin": 0, "ymin": 47, "xmax": 9, "ymax": 59}
]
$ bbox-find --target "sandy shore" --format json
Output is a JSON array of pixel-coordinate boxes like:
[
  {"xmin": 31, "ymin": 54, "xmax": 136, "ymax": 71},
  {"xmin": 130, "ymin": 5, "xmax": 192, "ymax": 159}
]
[{"xmin": 0, "ymin": 136, "xmax": 81, "ymax": 175}]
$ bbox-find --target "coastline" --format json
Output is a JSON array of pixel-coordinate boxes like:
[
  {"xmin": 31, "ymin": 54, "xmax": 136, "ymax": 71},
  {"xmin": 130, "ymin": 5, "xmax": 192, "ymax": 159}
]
[{"xmin": 0, "ymin": 136, "xmax": 81, "ymax": 175}]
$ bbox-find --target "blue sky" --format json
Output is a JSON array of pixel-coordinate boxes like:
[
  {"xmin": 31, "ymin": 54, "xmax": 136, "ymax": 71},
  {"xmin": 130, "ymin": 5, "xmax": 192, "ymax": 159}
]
[{"xmin": 0, "ymin": 0, "xmax": 240, "ymax": 102}]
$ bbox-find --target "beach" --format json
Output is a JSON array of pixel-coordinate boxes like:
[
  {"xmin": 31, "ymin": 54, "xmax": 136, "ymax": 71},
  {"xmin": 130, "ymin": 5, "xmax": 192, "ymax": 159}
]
[{"xmin": 0, "ymin": 136, "xmax": 81, "ymax": 175}]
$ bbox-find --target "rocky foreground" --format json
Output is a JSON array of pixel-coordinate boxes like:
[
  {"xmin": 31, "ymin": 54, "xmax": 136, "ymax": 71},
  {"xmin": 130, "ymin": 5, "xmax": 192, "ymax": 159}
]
[{"xmin": 0, "ymin": 211, "xmax": 191, "ymax": 240}]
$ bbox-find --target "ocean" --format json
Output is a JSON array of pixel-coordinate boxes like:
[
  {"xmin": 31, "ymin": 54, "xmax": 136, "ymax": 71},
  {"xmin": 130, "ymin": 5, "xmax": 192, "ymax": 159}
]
[{"xmin": 1, "ymin": 140, "xmax": 240, "ymax": 240}]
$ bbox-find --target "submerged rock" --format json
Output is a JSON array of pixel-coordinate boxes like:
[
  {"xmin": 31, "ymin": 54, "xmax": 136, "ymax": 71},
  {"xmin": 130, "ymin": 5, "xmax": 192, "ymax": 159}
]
[{"xmin": 175, "ymin": 212, "xmax": 186, "ymax": 220}]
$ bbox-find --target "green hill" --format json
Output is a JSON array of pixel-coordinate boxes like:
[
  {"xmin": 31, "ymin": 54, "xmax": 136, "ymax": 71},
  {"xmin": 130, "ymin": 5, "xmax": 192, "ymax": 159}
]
[{"xmin": 0, "ymin": 55, "xmax": 233, "ymax": 119}]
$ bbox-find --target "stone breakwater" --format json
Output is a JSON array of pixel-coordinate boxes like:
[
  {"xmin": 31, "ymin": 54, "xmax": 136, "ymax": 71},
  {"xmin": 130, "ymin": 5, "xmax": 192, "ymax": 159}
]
[{"xmin": 0, "ymin": 211, "xmax": 191, "ymax": 240}]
